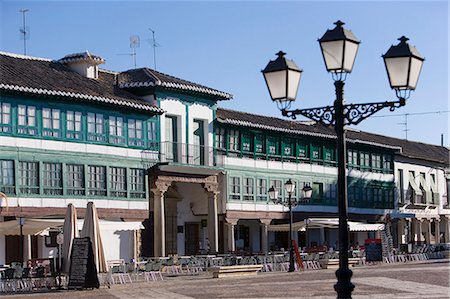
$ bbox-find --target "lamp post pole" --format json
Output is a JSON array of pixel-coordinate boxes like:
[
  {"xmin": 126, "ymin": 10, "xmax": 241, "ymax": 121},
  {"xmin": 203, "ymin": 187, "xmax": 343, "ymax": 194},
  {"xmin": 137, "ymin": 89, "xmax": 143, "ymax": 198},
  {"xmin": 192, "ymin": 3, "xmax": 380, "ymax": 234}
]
[
  {"xmin": 333, "ymin": 80, "xmax": 354, "ymax": 297},
  {"xmin": 262, "ymin": 20, "xmax": 424, "ymax": 299},
  {"xmin": 288, "ymin": 192, "xmax": 295, "ymax": 273}
]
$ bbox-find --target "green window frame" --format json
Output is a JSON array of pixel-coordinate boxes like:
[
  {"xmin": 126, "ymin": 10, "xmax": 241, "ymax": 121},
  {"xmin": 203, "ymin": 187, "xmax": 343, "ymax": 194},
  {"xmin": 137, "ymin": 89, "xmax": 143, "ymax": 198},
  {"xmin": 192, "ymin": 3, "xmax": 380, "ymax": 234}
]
[
  {"xmin": 17, "ymin": 105, "xmax": 37, "ymax": 136},
  {"xmin": 324, "ymin": 146, "xmax": 335, "ymax": 162},
  {"xmin": 229, "ymin": 176, "xmax": 241, "ymax": 200},
  {"xmin": 128, "ymin": 119, "xmax": 144, "ymax": 147},
  {"xmin": 256, "ymin": 178, "xmax": 267, "ymax": 201},
  {"xmin": 282, "ymin": 138, "xmax": 294, "ymax": 157},
  {"xmin": 147, "ymin": 121, "xmax": 158, "ymax": 150},
  {"xmin": 67, "ymin": 164, "xmax": 85, "ymax": 196},
  {"xmin": 109, "ymin": 116, "xmax": 125, "ymax": 144},
  {"xmin": 241, "ymin": 132, "xmax": 252, "ymax": 152},
  {"xmin": 371, "ymin": 154, "xmax": 382, "ymax": 170},
  {"xmin": 228, "ymin": 129, "xmax": 240, "ymax": 151},
  {"xmin": 88, "ymin": 165, "xmax": 106, "ymax": 196},
  {"xmin": 311, "ymin": 144, "xmax": 321, "ymax": 160},
  {"xmin": 254, "ymin": 134, "xmax": 265, "ymax": 154},
  {"xmin": 297, "ymin": 142, "xmax": 308, "ymax": 158},
  {"xmin": 267, "ymin": 136, "xmax": 279, "ymax": 155},
  {"xmin": 42, "ymin": 108, "xmax": 62, "ymax": 138},
  {"xmin": 359, "ymin": 152, "xmax": 370, "ymax": 168},
  {"xmin": 347, "ymin": 149, "xmax": 358, "ymax": 166},
  {"xmin": 243, "ymin": 177, "xmax": 254, "ymax": 201},
  {"xmin": 215, "ymin": 127, "xmax": 226, "ymax": 150},
  {"xmin": 66, "ymin": 111, "xmax": 83, "ymax": 140},
  {"xmin": 130, "ymin": 168, "xmax": 145, "ymax": 198},
  {"xmin": 382, "ymin": 154, "xmax": 392, "ymax": 171},
  {"xmin": 110, "ymin": 167, "xmax": 126, "ymax": 197},
  {"xmin": 0, "ymin": 103, "xmax": 12, "ymax": 133},
  {"xmin": 87, "ymin": 113, "xmax": 106, "ymax": 142},
  {"xmin": 42, "ymin": 162, "xmax": 63, "ymax": 195},
  {"xmin": 19, "ymin": 161, "xmax": 39, "ymax": 194},
  {"xmin": 0, "ymin": 160, "xmax": 15, "ymax": 194}
]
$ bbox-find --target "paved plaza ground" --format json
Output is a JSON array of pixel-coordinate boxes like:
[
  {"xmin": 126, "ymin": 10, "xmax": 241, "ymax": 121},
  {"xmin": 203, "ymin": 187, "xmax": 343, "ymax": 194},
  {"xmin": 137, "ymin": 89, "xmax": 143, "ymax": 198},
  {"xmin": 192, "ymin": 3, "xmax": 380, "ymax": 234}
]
[{"xmin": 3, "ymin": 259, "xmax": 449, "ymax": 299}]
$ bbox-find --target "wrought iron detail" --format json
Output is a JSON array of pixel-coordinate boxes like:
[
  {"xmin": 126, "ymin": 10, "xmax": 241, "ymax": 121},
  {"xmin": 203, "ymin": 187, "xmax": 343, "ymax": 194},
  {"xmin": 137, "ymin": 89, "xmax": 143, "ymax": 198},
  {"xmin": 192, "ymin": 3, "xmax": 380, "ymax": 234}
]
[
  {"xmin": 344, "ymin": 98, "xmax": 406, "ymax": 125},
  {"xmin": 281, "ymin": 98, "xmax": 405, "ymax": 127},
  {"xmin": 282, "ymin": 105, "xmax": 336, "ymax": 126}
]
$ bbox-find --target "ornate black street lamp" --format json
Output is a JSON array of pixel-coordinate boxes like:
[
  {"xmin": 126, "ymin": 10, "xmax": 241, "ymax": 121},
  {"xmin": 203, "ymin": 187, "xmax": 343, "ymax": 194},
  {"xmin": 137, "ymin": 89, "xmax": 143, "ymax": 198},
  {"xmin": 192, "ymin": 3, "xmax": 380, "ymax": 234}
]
[
  {"xmin": 268, "ymin": 180, "xmax": 313, "ymax": 272},
  {"xmin": 262, "ymin": 21, "xmax": 424, "ymax": 299}
]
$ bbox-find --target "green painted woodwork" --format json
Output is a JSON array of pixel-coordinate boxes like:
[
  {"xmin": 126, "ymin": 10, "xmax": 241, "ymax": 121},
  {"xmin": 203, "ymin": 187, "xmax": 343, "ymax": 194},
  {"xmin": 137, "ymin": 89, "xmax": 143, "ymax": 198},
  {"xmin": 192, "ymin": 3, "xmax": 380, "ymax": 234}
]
[
  {"xmin": 215, "ymin": 123, "xmax": 395, "ymax": 174},
  {"xmin": 225, "ymin": 168, "xmax": 395, "ymax": 209},
  {"xmin": 0, "ymin": 146, "xmax": 150, "ymax": 201},
  {"xmin": 0, "ymin": 95, "xmax": 159, "ymax": 150}
]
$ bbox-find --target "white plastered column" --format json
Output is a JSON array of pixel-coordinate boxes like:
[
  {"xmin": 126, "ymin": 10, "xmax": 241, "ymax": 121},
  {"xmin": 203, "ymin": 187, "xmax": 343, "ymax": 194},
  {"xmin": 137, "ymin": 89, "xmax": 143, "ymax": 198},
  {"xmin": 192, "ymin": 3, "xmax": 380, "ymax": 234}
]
[
  {"xmin": 152, "ymin": 181, "xmax": 170, "ymax": 257},
  {"xmin": 260, "ymin": 219, "xmax": 271, "ymax": 254},
  {"xmin": 426, "ymin": 219, "xmax": 432, "ymax": 244},
  {"xmin": 204, "ymin": 182, "xmax": 219, "ymax": 254},
  {"xmin": 445, "ymin": 216, "xmax": 450, "ymax": 243},
  {"xmin": 434, "ymin": 218, "xmax": 441, "ymax": 244},
  {"xmin": 225, "ymin": 218, "xmax": 238, "ymax": 253}
]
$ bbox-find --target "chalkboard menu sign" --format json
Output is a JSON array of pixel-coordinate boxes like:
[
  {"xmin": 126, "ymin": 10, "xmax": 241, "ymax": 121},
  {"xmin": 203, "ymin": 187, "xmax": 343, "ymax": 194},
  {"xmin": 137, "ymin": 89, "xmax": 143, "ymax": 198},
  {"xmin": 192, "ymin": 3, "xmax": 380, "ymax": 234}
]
[
  {"xmin": 365, "ymin": 238, "xmax": 382, "ymax": 262},
  {"xmin": 68, "ymin": 237, "xmax": 99, "ymax": 289}
]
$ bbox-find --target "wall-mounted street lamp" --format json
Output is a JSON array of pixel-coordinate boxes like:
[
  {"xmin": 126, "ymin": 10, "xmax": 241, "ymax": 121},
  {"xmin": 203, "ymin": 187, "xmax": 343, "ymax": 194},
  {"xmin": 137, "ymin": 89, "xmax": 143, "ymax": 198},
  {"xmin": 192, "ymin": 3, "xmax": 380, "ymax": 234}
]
[
  {"xmin": 268, "ymin": 180, "xmax": 312, "ymax": 272},
  {"xmin": 263, "ymin": 20, "xmax": 424, "ymax": 299}
]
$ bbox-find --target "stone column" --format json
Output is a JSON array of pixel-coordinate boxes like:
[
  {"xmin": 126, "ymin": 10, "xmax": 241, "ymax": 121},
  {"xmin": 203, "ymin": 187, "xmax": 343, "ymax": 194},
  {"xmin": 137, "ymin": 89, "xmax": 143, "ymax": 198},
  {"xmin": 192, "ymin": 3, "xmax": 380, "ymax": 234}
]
[
  {"xmin": 152, "ymin": 181, "xmax": 170, "ymax": 257},
  {"xmin": 416, "ymin": 219, "xmax": 424, "ymax": 244},
  {"xmin": 24, "ymin": 235, "xmax": 32, "ymax": 264},
  {"xmin": 225, "ymin": 218, "xmax": 238, "ymax": 253},
  {"xmin": 434, "ymin": 218, "xmax": 441, "ymax": 244},
  {"xmin": 260, "ymin": 219, "xmax": 271, "ymax": 254},
  {"xmin": 445, "ymin": 217, "xmax": 450, "ymax": 243},
  {"xmin": 426, "ymin": 219, "xmax": 432, "ymax": 244},
  {"xmin": 397, "ymin": 219, "xmax": 405, "ymax": 245},
  {"xmin": 204, "ymin": 183, "xmax": 219, "ymax": 254}
]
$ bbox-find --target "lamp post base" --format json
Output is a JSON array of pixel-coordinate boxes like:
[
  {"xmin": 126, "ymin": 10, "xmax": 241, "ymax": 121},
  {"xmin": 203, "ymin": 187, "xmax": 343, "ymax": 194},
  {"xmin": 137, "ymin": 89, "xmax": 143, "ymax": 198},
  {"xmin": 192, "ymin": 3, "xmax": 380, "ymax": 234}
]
[{"xmin": 334, "ymin": 268, "xmax": 355, "ymax": 299}]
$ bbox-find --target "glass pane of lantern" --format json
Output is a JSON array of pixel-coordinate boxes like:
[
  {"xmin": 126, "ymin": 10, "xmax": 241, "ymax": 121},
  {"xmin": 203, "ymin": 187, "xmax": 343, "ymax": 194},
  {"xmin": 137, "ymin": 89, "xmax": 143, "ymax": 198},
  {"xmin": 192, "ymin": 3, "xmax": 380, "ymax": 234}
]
[
  {"xmin": 408, "ymin": 57, "xmax": 423, "ymax": 90},
  {"xmin": 321, "ymin": 40, "xmax": 344, "ymax": 71},
  {"xmin": 343, "ymin": 41, "xmax": 359, "ymax": 72},
  {"xmin": 287, "ymin": 69, "xmax": 301, "ymax": 100},
  {"xmin": 385, "ymin": 57, "xmax": 410, "ymax": 88},
  {"xmin": 264, "ymin": 70, "xmax": 287, "ymax": 100}
]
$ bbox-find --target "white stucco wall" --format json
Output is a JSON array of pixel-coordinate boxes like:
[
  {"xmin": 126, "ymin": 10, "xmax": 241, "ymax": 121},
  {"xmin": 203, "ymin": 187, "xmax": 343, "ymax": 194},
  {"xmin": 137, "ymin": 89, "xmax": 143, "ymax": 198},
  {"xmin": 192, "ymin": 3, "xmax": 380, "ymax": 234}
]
[{"xmin": 394, "ymin": 160, "xmax": 446, "ymax": 212}]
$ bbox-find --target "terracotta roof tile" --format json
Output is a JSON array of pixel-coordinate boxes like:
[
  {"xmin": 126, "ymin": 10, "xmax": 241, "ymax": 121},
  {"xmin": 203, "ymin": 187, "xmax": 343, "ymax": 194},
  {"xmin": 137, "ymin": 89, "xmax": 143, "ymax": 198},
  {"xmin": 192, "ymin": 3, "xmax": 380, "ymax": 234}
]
[{"xmin": 0, "ymin": 52, "xmax": 163, "ymax": 114}]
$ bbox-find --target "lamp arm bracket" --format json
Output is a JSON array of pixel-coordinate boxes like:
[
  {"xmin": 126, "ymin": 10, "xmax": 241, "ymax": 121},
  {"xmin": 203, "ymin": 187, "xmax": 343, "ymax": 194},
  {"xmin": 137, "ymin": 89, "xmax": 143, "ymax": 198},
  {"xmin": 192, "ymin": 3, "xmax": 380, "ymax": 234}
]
[
  {"xmin": 343, "ymin": 98, "xmax": 406, "ymax": 125},
  {"xmin": 281, "ymin": 105, "xmax": 336, "ymax": 126},
  {"xmin": 281, "ymin": 98, "xmax": 405, "ymax": 127}
]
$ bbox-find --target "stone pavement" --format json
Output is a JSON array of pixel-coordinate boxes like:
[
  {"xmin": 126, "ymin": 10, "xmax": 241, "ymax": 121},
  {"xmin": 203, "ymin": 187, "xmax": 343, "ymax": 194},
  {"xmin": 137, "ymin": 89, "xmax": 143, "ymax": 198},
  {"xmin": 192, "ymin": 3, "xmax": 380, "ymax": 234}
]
[{"xmin": 3, "ymin": 259, "xmax": 449, "ymax": 299}]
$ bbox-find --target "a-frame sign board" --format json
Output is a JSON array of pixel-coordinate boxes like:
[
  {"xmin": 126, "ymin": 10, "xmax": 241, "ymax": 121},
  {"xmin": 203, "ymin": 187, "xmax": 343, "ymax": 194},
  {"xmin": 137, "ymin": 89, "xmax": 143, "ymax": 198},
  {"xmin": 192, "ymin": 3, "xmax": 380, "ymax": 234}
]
[{"xmin": 68, "ymin": 237, "xmax": 100, "ymax": 289}]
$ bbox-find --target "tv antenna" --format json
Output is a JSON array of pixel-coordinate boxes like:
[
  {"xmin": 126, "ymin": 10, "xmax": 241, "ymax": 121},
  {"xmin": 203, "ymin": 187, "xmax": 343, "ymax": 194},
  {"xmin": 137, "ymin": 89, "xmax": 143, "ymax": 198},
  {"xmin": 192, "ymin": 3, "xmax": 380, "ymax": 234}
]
[
  {"xmin": 148, "ymin": 28, "xmax": 161, "ymax": 70},
  {"xmin": 19, "ymin": 9, "xmax": 30, "ymax": 55},
  {"xmin": 118, "ymin": 35, "xmax": 140, "ymax": 68}
]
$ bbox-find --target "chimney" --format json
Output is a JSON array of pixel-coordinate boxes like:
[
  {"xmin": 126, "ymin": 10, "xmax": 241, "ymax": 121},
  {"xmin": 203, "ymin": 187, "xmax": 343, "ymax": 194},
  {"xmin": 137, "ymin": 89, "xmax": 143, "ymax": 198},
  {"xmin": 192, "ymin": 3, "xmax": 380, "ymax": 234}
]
[{"xmin": 59, "ymin": 51, "xmax": 105, "ymax": 79}]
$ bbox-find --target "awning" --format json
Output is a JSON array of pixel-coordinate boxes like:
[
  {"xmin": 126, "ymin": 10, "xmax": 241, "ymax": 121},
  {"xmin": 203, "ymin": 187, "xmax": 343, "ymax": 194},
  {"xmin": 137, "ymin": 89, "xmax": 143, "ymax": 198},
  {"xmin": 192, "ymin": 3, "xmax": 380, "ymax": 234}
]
[
  {"xmin": 268, "ymin": 218, "xmax": 384, "ymax": 232},
  {"xmin": 0, "ymin": 218, "xmax": 144, "ymax": 236}
]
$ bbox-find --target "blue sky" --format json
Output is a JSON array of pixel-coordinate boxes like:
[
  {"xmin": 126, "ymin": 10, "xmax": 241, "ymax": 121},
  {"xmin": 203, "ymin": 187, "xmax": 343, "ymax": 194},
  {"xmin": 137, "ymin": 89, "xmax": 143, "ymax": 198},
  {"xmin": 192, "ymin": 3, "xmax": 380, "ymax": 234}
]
[{"xmin": 1, "ymin": 1, "xmax": 448, "ymax": 146}]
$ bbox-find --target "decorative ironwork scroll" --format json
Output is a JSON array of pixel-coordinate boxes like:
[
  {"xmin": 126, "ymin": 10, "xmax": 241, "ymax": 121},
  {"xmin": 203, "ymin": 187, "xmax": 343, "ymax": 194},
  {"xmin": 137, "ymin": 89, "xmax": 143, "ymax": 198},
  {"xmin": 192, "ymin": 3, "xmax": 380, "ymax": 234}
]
[
  {"xmin": 281, "ymin": 98, "xmax": 405, "ymax": 127},
  {"xmin": 282, "ymin": 105, "xmax": 336, "ymax": 126},
  {"xmin": 344, "ymin": 99, "xmax": 406, "ymax": 125}
]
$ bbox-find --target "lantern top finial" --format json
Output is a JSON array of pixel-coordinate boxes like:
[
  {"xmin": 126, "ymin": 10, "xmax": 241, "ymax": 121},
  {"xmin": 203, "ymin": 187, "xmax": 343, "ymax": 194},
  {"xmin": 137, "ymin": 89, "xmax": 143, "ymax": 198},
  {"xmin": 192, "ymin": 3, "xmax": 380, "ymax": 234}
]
[
  {"xmin": 276, "ymin": 51, "xmax": 286, "ymax": 58},
  {"xmin": 398, "ymin": 36, "xmax": 409, "ymax": 44},
  {"xmin": 334, "ymin": 20, "xmax": 345, "ymax": 27}
]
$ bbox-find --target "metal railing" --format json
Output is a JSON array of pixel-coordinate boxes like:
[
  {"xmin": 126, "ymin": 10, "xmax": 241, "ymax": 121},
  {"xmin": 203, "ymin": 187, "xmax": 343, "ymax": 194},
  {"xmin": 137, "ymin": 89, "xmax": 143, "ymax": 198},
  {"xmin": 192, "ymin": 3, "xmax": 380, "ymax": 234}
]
[{"xmin": 141, "ymin": 142, "xmax": 223, "ymax": 167}]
